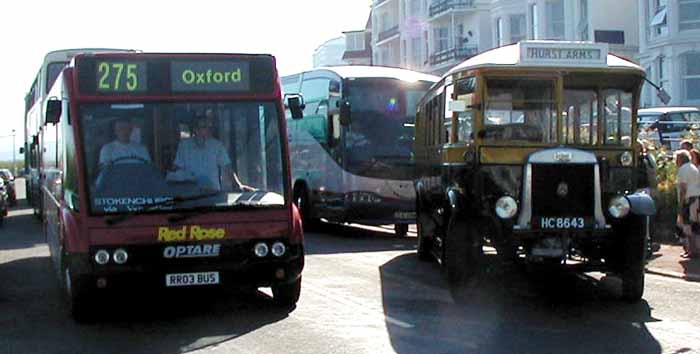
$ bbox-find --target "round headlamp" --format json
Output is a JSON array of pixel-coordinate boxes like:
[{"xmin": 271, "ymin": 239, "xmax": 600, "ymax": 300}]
[
  {"xmin": 254, "ymin": 242, "xmax": 269, "ymax": 258},
  {"xmin": 271, "ymin": 242, "xmax": 287, "ymax": 257},
  {"xmin": 495, "ymin": 196, "xmax": 518, "ymax": 219},
  {"xmin": 94, "ymin": 250, "xmax": 110, "ymax": 265},
  {"xmin": 608, "ymin": 196, "xmax": 631, "ymax": 218},
  {"xmin": 620, "ymin": 151, "xmax": 633, "ymax": 166},
  {"xmin": 113, "ymin": 248, "xmax": 129, "ymax": 264}
]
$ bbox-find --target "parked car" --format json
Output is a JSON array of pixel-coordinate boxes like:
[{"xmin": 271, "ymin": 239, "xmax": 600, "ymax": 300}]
[
  {"xmin": 0, "ymin": 178, "xmax": 7, "ymax": 226},
  {"xmin": 0, "ymin": 169, "xmax": 16, "ymax": 206},
  {"xmin": 638, "ymin": 107, "xmax": 700, "ymax": 150}
]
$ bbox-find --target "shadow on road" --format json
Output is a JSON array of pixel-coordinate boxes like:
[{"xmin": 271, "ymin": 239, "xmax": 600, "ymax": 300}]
[
  {"xmin": 304, "ymin": 222, "xmax": 417, "ymax": 255},
  {"xmin": 0, "ymin": 207, "xmax": 44, "ymax": 251},
  {"xmin": 380, "ymin": 253, "xmax": 663, "ymax": 354},
  {"xmin": 0, "ymin": 255, "xmax": 289, "ymax": 354}
]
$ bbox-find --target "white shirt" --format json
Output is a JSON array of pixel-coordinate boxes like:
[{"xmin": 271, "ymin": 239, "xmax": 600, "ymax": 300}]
[
  {"xmin": 677, "ymin": 162, "xmax": 700, "ymax": 201},
  {"xmin": 98, "ymin": 141, "xmax": 151, "ymax": 166},
  {"xmin": 174, "ymin": 138, "xmax": 232, "ymax": 191}
]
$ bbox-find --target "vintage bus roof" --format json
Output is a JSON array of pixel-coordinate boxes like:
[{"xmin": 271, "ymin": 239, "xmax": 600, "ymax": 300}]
[
  {"xmin": 445, "ymin": 41, "xmax": 644, "ymax": 77},
  {"xmin": 313, "ymin": 65, "xmax": 439, "ymax": 83}
]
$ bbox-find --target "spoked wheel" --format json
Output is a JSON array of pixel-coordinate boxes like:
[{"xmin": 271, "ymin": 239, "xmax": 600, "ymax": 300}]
[
  {"xmin": 394, "ymin": 224, "xmax": 409, "ymax": 237},
  {"xmin": 444, "ymin": 218, "xmax": 484, "ymax": 301},
  {"xmin": 272, "ymin": 276, "xmax": 302, "ymax": 309}
]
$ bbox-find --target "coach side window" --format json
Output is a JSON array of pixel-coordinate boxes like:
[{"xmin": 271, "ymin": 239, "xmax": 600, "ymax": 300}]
[{"xmin": 456, "ymin": 77, "xmax": 475, "ymax": 143}]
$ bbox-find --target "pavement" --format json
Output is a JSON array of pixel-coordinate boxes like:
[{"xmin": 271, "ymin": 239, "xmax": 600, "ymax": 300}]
[{"xmin": 646, "ymin": 243, "xmax": 700, "ymax": 282}]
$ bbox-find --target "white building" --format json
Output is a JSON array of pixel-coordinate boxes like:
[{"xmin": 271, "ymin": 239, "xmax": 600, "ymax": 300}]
[
  {"xmin": 370, "ymin": 0, "xmax": 641, "ymax": 75},
  {"xmin": 638, "ymin": 0, "xmax": 700, "ymax": 108},
  {"xmin": 312, "ymin": 37, "xmax": 347, "ymax": 68},
  {"xmin": 343, "ymin": 15, "xmax": 374, "ymax": 65}
]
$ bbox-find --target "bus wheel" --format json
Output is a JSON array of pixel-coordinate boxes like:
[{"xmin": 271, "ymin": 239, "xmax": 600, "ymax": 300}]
[
  {"xmin": 63, "ymin": 264, "xmax": 93, "ymax": 322},
  {"xmin": 444, "ymin": 218, "xmax": 483, "ymax": 300},
  {"xmin": 294, "ymin": 186, "xmax": 318, "ymax": 230},
  {"xmin": 272, "ymin": 277, "xmax": 301, "ymax": 308},
  {"xmin": 614, "ymin": 215, "xmax": 646, "ymax": 303},
  {"xmin": 394, "ymin": 224, "xmax": 409, "ymax": 238}
]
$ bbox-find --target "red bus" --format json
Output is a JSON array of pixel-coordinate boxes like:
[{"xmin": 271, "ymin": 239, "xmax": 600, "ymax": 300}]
[{"xmin": 42, "ymin": 52, "xmax": 304, "ymax": 320}]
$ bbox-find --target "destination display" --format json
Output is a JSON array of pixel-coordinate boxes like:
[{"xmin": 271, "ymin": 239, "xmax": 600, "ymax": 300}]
[
  {"xmin": 519, "ymin": 42, "xmax": 608, "ymax": 67},
  {"xmin": 77, "ymin": 55, "xmax": 273, "ymax": 95}
]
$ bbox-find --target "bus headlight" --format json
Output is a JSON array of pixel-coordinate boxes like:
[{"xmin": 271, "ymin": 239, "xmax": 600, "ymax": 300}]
[
  {"xmin": 608, "ymin": 196, "xmax": 631, "ymax": 218},
  {"xmin": 94, "ymin": 250, "xmax": 110, "ymax": 265},
  {"xmin": 254, "ymin": 242, "xmax": 269, "ymax": 258},
  {"xmin": 271, "ymin": 242, "xmax": 286, "ymax": 257},
  {"xmin": 113, "ymin": 248, "xmax": 129, "ymax": 264},
  {"xmin": 495, "ymin": 196, "xmax": 518, "ymax": 219},
  {"xmin": 620, "ymin": 151, "xmax": 633, "ymax": 166}
]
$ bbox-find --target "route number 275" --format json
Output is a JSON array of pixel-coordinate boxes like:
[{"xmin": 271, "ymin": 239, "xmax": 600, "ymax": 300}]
[{"xmin": 98, "ymin": 62, "xmax": 139, "ymax": 91}]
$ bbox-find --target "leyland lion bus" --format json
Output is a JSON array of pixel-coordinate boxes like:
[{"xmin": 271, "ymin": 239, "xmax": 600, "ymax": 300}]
[
  {"xmin": 42, "ymin": 52, "xmax": 304, "ymax": 320},
  {"xmin": 282, "ymin": 66, "xmax": 439, "ymax": 236},
  {"xmin": 415, "ymin": 41, "xmax": 656, "ymax": 302},
  {"xmin": 23, "ymin": 49, "xmax": 135, "ymax": 217}
]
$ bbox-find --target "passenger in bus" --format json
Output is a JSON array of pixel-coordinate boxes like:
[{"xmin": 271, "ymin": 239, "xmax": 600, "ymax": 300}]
[
  {"xmin": 98, "ymin": 118, "xmax": 151, "ymax": 167},
  {"xmin": 171, "ymin": 112, "xmax": 254, "ymax": 192}
]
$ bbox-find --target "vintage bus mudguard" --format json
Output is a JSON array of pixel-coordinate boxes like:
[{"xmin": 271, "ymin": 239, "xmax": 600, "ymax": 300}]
[
  {"xmin": 626, "ymin": 192, "xmax": 656, "ymax": 216},
  {"xmin": 291, "ymin": 203, "xmax": 304, "ymax": 243}
]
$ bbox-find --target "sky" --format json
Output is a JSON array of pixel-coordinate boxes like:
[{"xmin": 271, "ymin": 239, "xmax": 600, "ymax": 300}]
[{"xmin": 0, "ymin": 0, "xmax": 372, "ymax": 161}]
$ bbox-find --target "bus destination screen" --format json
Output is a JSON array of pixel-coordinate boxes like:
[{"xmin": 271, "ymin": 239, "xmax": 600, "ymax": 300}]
[{"xmin": 78, "ymin": 56, "xmax": 272, "ymax": 95}]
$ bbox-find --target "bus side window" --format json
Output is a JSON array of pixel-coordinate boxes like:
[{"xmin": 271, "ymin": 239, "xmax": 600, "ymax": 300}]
[{"xmin": 455, "ymin": 77, "xmax": 476, "ymax": 143}]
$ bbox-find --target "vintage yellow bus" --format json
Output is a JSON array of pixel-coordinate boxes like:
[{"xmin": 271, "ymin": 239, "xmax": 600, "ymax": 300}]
[{"xmin": 414, "ymin": 41, "xmax": 656, "ymax": 302}]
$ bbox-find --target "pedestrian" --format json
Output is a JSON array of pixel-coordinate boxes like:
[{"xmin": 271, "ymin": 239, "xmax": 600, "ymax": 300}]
[
  {"xmin": 681, "ymin": 139, "xmax": 693, "ymax": 151},
  {"xmin": 692, "ymin": 149, "xmax": 700, "ymax": 168},
  {"xmin": 675, "ymin": 149, "xmax": 700, "ymax": 258}
]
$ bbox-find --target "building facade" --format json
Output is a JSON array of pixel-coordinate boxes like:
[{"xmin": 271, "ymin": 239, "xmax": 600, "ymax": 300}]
[
  {"xmin": 312, "ymin": 37, "xmax": 347, "ymax": 68},
  {"xmin": 638, "ymin": 0, "xmax": 700, "ymax": 107},
  {"xmin": 367, "ymin": 0, "xmax": 641, "ymax": 75}
]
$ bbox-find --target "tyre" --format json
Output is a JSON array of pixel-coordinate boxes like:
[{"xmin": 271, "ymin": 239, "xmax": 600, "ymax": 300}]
[
  {"xmin": 294, "ymin": 185, "xmax": 318, "ymax": 231},
  {"xmin": 416, "ymin": 207, "xmax": 433, "ymax": 262},
  {"xmin": 394, "ymin": 224, "xmax": 409, "ymax": 237},
  {"xmin": 444, "ymin": 218, "xmax": 483, "ymax": 298},
  {"xmin": 62, "ymin": 263, "xmax": 94, "ymax": 322},
  {"xmin": 613, "ymin": 215, "xmax": 646, "ymax": 303},
  {"xmin": 272, "ymin": 277, "xmax": 301, "ymax": 308}
]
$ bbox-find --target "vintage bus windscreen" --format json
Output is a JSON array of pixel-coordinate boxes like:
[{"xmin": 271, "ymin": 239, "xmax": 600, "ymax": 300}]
[
  {"xmin": 74, "ymin": 56, "xmax": 285, "ymax": 215},
  {"xmin": 344, "ymin": 78, "xmax": 432, "ymax": 177}
]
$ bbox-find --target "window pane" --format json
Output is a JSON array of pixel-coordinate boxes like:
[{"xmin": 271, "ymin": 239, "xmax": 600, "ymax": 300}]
[
  {"xmin": 564, "ymin": 90, "xmax": 598, "ymax": 145},
  {"xmin": 484, "ymin": 79, "xmax": 556, "ymax": 144},
  {"xmin": 603, "ymin": 90, "xmax": 633, "ymax": 146},
  {"xmin": 680, "ymin": 1, "xmax": 700, "ymax": 26},
  {"xmin": 687, "ymin": 78, "xmax": 700, "ymax": 100},
  {"xmin": 686, "ymin": 53, "xmax": 700, "ymax": 76},
  {"xmin": 458, "ymin": 111, "xmax": 474, "ymax": 142}
]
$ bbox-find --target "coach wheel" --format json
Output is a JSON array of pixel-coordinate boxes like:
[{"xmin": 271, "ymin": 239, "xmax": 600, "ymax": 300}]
[
  {"xmin": 63, "ymin": 264, "xmax": 93, "ymax": 322},
  {"xmin": 445, "ymin": 218, "xmax": 484, "ymax": 300},
  {"xmin": 394, "ymin": 224, "xmax": 409, "ymax": 238},
  {"xmin": 614, "ymin": 215, "xmax": 646, "ymax": 303},
  {"xmin": 272, "ymin": 276, "xmax": 302, "ymax": 308},
  {"xmin": 294, "ymin": 186, "xmax": 318, "ymax": 230}
]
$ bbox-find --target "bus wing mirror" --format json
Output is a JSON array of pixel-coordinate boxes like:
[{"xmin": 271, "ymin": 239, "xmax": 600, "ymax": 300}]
[
  {"xmin": 285, "ymin": 94, "xmax": 305, "ymax": 120},
  {"xmin": 45, "ymin": 98, "xmax": 62, "ymax": 125},
  {"xmin": 339, "ymin": 100, "xmax": 351, "ymax": 126},
  {"xmin": 657, "ymin": 88, "xmax": 671, "ymax": 105}
]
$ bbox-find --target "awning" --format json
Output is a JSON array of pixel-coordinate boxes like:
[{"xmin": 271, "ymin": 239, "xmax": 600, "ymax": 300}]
[{"xmin": 651, "ymin": 7, "xmax": 667, "ymax": 26}]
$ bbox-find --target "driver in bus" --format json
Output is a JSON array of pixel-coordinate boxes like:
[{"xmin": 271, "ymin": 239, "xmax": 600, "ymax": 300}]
[
  {"xmin": 98, "ymin": 117, "xmax": 151, "ymax": 167},
  {"xmin": 171, "ymin": 111, "xmax": 254, "ymax": 192}
]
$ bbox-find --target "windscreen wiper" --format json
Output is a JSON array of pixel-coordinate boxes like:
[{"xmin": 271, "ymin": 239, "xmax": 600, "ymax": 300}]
[
  {"xmin": 104, "ymin": 192, "xmax": 219, "ymax": 226},
  {"xmin": 166, "ymin": 203, "xmax": 269, "ymax": 224}
]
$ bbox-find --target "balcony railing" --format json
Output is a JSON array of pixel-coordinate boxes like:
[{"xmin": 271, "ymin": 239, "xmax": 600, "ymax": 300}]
[
  {"xmin": 429, "ymin": 0, "xmax": 475, "ymax": 18},
  {"xmin": 430, "ymin": 46, "xmax": 479, "ymax": 66},
  {"xmin": 377, "ymin": 26, "xmax": 400, "ymax": 42}
]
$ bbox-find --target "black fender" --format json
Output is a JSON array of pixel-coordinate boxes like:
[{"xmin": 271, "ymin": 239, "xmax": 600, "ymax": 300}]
[
  {"xmin": 446, "ymin": 188, "xmax": 466, "ymax": 218},
  {"xmin": 626, "ymin": 192, "xmax": 656, "ymax": 216}
]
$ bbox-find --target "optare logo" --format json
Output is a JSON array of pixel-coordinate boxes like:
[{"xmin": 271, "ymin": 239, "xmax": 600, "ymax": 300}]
[
  {"xmin": 556, "ymin": 182, "xmax": 569, "ymax": 198},
  {"xmin": 163, "ymin": 244, "xmax": 221, "ymax": 259}
]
